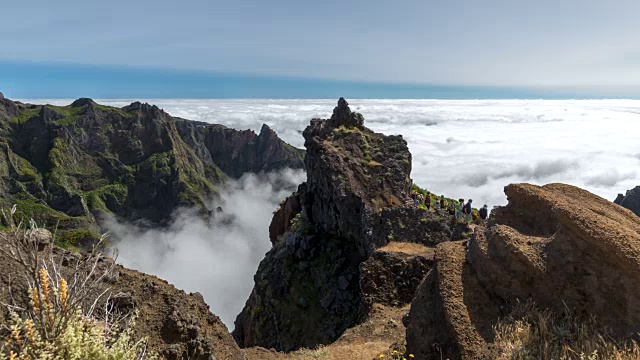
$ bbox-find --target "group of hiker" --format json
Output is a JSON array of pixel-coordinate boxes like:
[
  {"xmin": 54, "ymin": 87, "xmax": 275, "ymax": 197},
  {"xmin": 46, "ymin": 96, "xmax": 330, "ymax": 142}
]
[{"xmin": 411, "ymin": 191, "xmax": 489, "ymax": 223}]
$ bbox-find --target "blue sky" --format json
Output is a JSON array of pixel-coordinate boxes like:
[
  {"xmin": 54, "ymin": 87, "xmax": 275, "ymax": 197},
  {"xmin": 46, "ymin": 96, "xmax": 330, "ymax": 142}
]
[{"xmin": 1, "ymin": 0, "xmax": 639, "ymax": 98}]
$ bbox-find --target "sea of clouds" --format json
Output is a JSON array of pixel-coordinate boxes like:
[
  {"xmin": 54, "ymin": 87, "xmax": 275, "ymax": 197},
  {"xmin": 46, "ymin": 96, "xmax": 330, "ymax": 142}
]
[{"xmin": 31, "ymin": 98, "xmax": 640, "ymax": 327}]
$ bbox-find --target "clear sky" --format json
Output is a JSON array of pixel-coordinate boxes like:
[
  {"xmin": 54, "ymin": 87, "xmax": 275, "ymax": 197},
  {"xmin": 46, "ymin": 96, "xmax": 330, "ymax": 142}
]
[{"xmin": 2, "ymin": 0, "xmax": 639, "ymax": 98}]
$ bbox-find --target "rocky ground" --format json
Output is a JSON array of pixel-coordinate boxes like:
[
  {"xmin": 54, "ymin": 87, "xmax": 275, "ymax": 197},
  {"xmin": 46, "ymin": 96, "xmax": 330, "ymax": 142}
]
[{"xmin": 406, "ymin": 183, "xmax": 640, "ymax": 359}]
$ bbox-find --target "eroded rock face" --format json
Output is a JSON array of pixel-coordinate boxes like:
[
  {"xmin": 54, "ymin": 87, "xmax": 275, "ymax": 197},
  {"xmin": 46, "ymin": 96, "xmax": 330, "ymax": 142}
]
[
  {"xmin": 234, "ymin": 99, "xmax": 458, "ymax": 352},
  {"xmin": 614, "ymin": 186, "xmax": 640, "ymax": 217},
  {"xmin": 0, "ymin": 230, "xmax": 242, "ymax": 359},
  {"xmin": 269, "ymin": 192, "xmax": 302, "ymax": 244},
  {"xmin": 359, "ymin": 243, "xmax": 434, "ymax": 313},
  {"xmin": 0, "ymin": 95, "xmax": 304, "ymax": 242},
  {"xmin": 406, "ymin": 183, "xmax": 640, "ymax": 359}
]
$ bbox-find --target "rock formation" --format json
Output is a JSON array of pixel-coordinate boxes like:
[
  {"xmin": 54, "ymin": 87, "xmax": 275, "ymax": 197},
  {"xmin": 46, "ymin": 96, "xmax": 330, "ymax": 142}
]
[
  {"xmin": 233, "ymin": 98, "xmax": 461, "ymax": 352},
  {"xmin": 405, "ymin": 183, "xmax": 640, "ymax": 359},
  {"xmin": 0, "ymin": 229, "xmax": 242, "ymax": 360},
  {"xmin": 614, "ymin": 185, "xmax": 640, "ymax": 217},
  {"xmin": 0, "ymin": 95, "xmax": 304, "ymax": 247}
]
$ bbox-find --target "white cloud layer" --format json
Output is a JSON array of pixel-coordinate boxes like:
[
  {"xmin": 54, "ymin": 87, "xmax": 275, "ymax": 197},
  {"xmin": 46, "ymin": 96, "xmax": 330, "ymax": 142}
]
[{"xmin": 106, "ymin": 169, "xmax": 305, "ymax": 327}]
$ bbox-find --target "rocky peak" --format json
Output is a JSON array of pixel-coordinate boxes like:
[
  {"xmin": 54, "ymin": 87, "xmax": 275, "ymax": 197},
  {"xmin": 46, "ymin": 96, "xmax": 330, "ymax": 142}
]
[
  {"xmin": 123, "ymin": 101, "xmax": 166, "ymax": 118},
  {"xmin": 614, "ymin": 185, "xmax": 640, "ymax": 216},
  {"xmin": 326, "ymin": 97, "xmax": 364, "ymax": 129},
  {"xmin": 0, "ymin": 92, "xmax": 4, "ymax": 99},
  {"xmin": 70, "ymin": 97, "xmax": 96, "ymax": 107},
  {"xmin": 301, "ymin": 98, "xmax": 412, "ymax": 250},
  {"xmin": 234, "ymin": 99, "xmax": 455, "ymax": 352}
]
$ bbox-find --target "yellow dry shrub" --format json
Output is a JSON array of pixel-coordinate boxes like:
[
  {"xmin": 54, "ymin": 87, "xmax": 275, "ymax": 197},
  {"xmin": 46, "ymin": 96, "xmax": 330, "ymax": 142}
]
[{"xmin": 0, "ymin": 269, "xmax": 155, "ymax": 360}]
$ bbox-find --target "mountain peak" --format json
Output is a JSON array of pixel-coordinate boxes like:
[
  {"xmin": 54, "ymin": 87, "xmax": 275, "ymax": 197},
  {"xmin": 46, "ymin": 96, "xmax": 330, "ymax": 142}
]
[
  {"xmin": 327, "ymin": 97, "xmax": 364, "ymax": 129},
  {"xmin": 70, "ymin": 97, "xmax": 96, "ymax": 107}
]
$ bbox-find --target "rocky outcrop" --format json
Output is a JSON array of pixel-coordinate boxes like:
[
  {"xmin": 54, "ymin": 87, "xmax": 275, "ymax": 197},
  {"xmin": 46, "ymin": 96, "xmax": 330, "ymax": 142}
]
[
  {"xmin": 406, "ymin": 183, "xmax": 640, "ymax": 359},
  {"xmin": 614, "ymin": 185, "xmax": 640, "ymax": 216},
  {"xmin": 269, "ymin": 192, "xmax": 302, "ymax": 244},
  {"xmin": 0, "ymin": 229, "xmax": 242, "ymax": 359},
  {"xmin": 359, "ymin": 242, "xmax": 434, "ymax": 312},
  {"xmin": 0, "ymin": 95, "xmax": 304, "ymax": 246},
  {"xmin": 234, "ymin": 99, "xmax": 459, "ymax": 352}
]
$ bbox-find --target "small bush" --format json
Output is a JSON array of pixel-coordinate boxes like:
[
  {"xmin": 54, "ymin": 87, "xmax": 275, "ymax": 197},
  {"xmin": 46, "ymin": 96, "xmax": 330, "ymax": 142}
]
[
  {"xmin": 0, "ymin": 205, "xmax": 154, "ymax": 359},
  {"xmin": 0, "ymin": 269, "xmax": 153, "ymax": 360}
]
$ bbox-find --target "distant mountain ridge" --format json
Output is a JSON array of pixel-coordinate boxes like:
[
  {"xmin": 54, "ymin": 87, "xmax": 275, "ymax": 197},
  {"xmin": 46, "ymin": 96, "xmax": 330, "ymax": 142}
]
[{"xmin": 0, "ymin": 92, "xmax": 304, "ymax": 248}]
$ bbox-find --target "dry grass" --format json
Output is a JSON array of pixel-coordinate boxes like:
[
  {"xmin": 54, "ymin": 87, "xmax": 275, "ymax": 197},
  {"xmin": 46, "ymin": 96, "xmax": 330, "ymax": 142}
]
[
  {"xmin": 494, "ymin": 301, "xmax": 640, "ymax": 360},
  {"xmin": 244, "ymin": 304, "xmax": 407, "ymax": 360},
  {"xmin": 378, "ymin": 242, "xmax": 434, "ymax": 258}
]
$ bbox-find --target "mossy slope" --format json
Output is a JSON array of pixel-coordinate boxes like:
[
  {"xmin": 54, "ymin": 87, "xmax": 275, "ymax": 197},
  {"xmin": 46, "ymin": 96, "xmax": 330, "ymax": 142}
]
[{"xmin": 0, "ymin": 96, "xmax": 304, "ymax": 247}]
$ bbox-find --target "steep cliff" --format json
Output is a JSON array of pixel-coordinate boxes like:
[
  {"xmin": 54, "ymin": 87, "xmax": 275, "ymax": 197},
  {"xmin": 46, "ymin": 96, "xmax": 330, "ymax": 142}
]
[
  {"xmin": 234, "ymin": 98, "xmax": 460, "ymax": 352},
  {"xmin": 0, "ymin": 95, "xmax": 304, "ymax": 247}
]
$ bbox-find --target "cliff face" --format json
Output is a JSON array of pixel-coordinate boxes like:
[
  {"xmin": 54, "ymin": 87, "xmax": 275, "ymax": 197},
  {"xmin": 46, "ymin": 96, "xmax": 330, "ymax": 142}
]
[
  {"xmin": 233, "ymin": 99, "xmax": 459, "ymax": 352},
  {"xmin": 0, "ymin": 96, "xmax": 304, "ymax": 247},
  {"xmin": 405, "ymin": 183, "xmax": 640, "ymax": 359}
]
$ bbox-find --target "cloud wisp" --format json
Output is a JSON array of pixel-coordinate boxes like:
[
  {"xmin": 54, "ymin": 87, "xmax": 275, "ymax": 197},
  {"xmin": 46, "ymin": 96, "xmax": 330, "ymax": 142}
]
[{"xmin": 107, "ymin": 169, "xmax": 305, "ymax": 328}]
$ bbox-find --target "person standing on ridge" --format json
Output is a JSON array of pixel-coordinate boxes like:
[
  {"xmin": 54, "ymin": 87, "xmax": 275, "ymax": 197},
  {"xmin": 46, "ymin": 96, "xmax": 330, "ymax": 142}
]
[
  {"xmin": 426, "ymin": 193, "xmax": 432, "ymax": 210},
  {"xmin": 456, "ymin": 199, "xmax": 465, "ymax": 221},
  {"xmin": 464, "ymin": 199, "xmax": 473, "ymax": 223},
  {"xmin": 440, "ymin": 195, "xmax": 446, "ymax": 209},
  {"xmin": 479, "ymin": 204, "xmax": 488, "ymax": 221}
]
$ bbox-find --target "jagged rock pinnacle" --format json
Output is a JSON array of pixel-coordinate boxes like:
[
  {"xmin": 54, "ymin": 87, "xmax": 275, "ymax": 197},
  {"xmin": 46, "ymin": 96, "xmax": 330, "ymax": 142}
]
[{"xmin": 327, "ymin": 97, "xmax": 364, "ymax": 129}]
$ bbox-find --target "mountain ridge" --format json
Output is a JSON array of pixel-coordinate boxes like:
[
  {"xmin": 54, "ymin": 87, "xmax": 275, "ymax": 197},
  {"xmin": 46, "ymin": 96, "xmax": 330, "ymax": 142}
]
[{"xmin": 0, "ymin": 94, "xmax": 304, "ymax": 248}]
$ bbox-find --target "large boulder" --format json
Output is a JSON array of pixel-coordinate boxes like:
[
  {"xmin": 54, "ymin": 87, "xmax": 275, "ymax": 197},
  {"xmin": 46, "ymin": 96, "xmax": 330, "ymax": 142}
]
[{"xmin": 406, "ymin": 183, "xmax": 640, "ymax": 359}]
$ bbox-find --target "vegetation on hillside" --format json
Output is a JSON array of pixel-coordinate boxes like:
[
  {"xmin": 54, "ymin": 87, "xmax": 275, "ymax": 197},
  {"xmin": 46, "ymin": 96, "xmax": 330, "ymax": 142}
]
[{"xmin": 0, "ymin": 207, "xmax": 154, "ymax": 359}]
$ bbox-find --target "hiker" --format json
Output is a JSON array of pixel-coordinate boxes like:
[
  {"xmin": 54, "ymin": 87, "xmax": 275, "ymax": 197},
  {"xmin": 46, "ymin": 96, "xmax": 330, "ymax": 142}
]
[
  {"xmin": 479, "ymin": 204, "xmax": 488, "ymax": 220},
  {"xmin": 417, "ymin": 193, "xmax": 425, "ymax": 206},
  {"xmin": 448, "ymin": 200, "xmax": 456, "ymax": 215},
  {"xmin": 455, "ymin": 198, "xmax": 464, "ymax": 221},
  {"xmin": 463, "ymin": 199, "xmax": 473, "ymax": 223},
  {"xmin": 440, "ymin": 195, "xmax": 446, "ymax": 209},
  {"xmin": 426, "ymin": 193, "xmax": 432, "ymax": 210}
]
